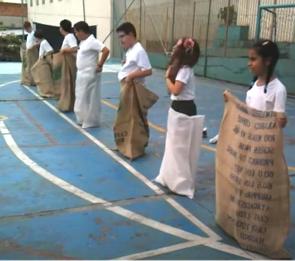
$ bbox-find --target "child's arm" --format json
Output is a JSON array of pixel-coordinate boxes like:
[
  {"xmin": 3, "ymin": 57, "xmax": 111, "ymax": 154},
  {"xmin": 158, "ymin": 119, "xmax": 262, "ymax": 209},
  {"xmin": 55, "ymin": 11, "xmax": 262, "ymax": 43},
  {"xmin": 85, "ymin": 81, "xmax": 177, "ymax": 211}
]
[
  {"xmin": 125, "ymin": 69, "xmax": 152, "ymax": 82},
  {"xmin": 277, "ymin": 115, "xmax": 287, "ymax": 128},
  {"xmin": 165, "ymin": 66, "xmax": 184, "ymax": 95}
]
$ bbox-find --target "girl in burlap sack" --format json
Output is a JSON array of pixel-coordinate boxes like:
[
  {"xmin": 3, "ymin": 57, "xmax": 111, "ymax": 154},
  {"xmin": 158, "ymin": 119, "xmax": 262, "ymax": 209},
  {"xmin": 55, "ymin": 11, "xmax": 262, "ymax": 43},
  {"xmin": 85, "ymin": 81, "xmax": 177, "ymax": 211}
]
[
  {"xmin": 216, "ymin": 39, "xmax": 290, "ymax": 258},
  {"xmin": 155, "ymin": 37, "xmax": 205, "ymax": 199}
]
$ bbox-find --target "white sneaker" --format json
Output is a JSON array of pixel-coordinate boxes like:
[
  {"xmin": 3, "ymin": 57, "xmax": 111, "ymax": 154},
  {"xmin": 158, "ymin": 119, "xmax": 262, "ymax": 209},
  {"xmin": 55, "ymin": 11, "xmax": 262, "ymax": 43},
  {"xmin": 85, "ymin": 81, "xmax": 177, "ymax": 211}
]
[{"xmin": 209, "ymin": 134, "xmax": 219, "ymax": 144}]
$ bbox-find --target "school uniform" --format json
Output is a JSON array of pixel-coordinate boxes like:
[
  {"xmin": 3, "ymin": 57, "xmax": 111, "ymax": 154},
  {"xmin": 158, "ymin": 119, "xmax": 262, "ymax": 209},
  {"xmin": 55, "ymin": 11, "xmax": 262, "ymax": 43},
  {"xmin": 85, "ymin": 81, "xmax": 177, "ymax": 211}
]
[
  {"xmin": 61, "ymin": 33, "xmax": 78, "ymax": 49},
  {"xmin": 118, "ymin": 42, "xmax": 151, "ymax": 83},
  {"xmin": 75, "ymin": 34, "xmax": 105, "ymax": 128},
  {"xmin": 246, "ymin": 78, "xmax": 287, "ymax": 112},
  {"xmin": 39, "ymin": 39, "xmax": 54, "ymax": 58}
]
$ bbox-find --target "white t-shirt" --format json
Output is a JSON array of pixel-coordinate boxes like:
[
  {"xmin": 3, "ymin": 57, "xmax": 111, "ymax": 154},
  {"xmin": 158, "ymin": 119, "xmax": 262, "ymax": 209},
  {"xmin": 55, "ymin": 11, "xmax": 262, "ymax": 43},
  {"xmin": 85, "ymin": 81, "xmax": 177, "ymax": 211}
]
[
  {"xmin": 61, "ymin": 33, "xmax": 78, "ymax": 49},
  {"xmin": 246, "ymin": 78, "xmax": 287, "ymax": 112},
  {"xmin": 170, "ymin": 66, "xmax": 195, "ymax": 101},
  {"xmin": 76, "ymin": 34, "xmax": 105, "ymax": 70},
  {"xmin": 118, "ymin": 42, "xmax": 151, "ymax": 82},
  {"xmin": 39, "ymin": 39, "xmax": 53, "ymax": 57},
  {"xmin": 26, "ymin": 31, "xmax": 37, "ymax": 49}
]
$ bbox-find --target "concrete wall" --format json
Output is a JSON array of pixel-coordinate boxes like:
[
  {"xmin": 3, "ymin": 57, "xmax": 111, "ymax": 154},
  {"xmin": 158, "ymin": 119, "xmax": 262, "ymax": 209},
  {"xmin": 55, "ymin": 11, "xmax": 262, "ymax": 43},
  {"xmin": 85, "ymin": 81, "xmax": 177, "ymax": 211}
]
[
  {"xmin": 0, "ymin": 2, "xmax": 27, "ymax": 28},
  {"xmin": 27, "ymin": 0, "xmax": 112, "ymax": 48}
]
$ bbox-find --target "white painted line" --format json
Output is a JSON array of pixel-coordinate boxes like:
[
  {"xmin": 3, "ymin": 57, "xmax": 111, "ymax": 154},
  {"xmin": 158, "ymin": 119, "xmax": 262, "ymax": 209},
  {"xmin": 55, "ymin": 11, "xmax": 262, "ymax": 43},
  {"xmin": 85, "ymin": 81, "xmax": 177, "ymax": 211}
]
[
  {"xmin": 0, "ymin": 120, "xmax": 204, "ymax": 242},
  {"xmin": 22, "ymin": 84, "xmax": 221, "ymax": 241},
  {"xmin": 116, "ymin": 239, "xmax": 213, "ymax": 260},
  {"xmin": 205, "ymin": 240, "xmax": 266, "ymax": 260},
  {"xmin": 0, "ymin": 80, "xmax": 20, "ymax": 88}
]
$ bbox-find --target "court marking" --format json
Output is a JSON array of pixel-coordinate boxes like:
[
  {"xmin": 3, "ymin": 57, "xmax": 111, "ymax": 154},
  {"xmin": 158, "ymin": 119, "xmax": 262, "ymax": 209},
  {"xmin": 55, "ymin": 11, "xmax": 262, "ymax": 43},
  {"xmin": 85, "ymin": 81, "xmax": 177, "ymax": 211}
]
[
  {"xmin": 0, "ymin": 80, "xmax": 20, "ymax": 88},
  {"xmin": 116, "ymin": 239, "xmax": 265, "ymax": 260},
  {"xmin": 22, "ymin": 84, "xmax": 221, "ymax": 241},
  {"xmin": 0, "ymin": 111, "xmax": 263, "ymax": 260},
  {"xmin": 0, "ymin": 120, "xmax": 204, "ymax": 242}
]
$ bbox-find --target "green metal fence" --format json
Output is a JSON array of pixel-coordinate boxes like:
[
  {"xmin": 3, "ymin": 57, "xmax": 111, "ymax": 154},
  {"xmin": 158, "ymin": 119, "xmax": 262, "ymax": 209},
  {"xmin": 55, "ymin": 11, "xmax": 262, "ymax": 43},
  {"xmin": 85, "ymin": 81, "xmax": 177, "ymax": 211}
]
[{"xmin": 112, "ymin": 0, "xmax": 295, "ymax": 95}]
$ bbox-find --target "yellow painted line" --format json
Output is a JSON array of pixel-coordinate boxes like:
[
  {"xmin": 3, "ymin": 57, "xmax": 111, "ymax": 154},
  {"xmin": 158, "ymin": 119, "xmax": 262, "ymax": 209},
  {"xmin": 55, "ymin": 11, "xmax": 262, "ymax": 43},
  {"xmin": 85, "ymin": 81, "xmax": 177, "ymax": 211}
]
[{"xmin": 101, "ymin": 99, "xmax": 295, "ymax": 173}]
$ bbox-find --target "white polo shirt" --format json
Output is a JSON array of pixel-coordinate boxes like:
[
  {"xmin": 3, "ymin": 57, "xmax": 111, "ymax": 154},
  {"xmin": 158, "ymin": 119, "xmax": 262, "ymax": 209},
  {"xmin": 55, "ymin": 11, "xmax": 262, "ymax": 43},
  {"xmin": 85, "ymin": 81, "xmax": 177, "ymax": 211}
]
[
  {"xmin": 118, "ymin": 42, "xmax": 151, "ymax": 83},
  {"xmin": 76, "ymin": 34, "xmax": 105, "ymax": 71},
  {"xmin": 26, "ymin": 31, "xmax": 37, "ymax": 49},
  {"xmin": 171, "ymin": 66, "xmax": 195, "ymax": 101},
  {"xmin": 39, "ymin": 39, "xmax": 54, "ymax": 58},
  {"xmin": 61, "ymin": 33, "xmax": 78, "ymax": 49},
  {"xmin": 246, "ymin": 78, "xmax": 287, "ymax": 112}
]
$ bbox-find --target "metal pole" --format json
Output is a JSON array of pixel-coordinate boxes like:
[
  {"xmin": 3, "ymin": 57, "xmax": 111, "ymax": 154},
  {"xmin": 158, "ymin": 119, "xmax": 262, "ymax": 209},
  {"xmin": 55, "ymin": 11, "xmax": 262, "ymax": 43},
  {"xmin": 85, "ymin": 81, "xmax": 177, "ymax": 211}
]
[
  {"xmin": 139, "ymin": 0, "xmax": 142, "ymax": 41},
  {"xmin": 170, "ymin": 0, "xmax": 176, "ymax": 50},
  {"xmin": 82, "ymin": 0, "xmax": 86, "ymax": 21},
  {"xmin": 21, "ymin": 0, "xmax": 24, "ymax": 41},
  {"xmin": 191, "ymin": 1, "xmax": 196, "ymax": 38},
  {"xmin": 255, "ymin": 5, "xmax": 262, "ymax": 39},
  {"xmin": 204, "ymin": 0, "xmax": 212, "ymax": 77},
  {"xmin": 224, "ymin": 0, "xmax": 230, "ymax": 57}
]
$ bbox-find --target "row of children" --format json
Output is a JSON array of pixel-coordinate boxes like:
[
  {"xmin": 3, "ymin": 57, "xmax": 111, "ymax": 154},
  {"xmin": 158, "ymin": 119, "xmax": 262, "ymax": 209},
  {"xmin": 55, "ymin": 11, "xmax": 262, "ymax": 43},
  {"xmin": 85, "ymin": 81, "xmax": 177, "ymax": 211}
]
[{"xmin": 20, "ymin": 19, "xmax": 289, "ymax": 257}]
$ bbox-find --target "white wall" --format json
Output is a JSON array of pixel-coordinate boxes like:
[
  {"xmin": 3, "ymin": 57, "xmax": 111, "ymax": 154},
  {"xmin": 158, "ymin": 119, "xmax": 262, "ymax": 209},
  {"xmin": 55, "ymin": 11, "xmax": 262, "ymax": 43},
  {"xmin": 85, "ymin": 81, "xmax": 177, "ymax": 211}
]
[{"xmin": 27, "ymin": 0, "xmax": 112, "ymax": 47}]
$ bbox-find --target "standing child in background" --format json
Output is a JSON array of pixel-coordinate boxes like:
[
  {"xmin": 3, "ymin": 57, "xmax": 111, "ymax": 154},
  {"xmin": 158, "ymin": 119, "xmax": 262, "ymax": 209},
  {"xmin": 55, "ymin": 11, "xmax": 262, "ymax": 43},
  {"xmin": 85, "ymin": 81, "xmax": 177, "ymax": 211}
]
[
  {"xmin": 34, "ymin": 30, "xmax": 54, "ymax": 58},
  {"xmin": 21, "ymin": 21, "xmax": 39, "ymax": 86},
  {"xmin": 60, "ymin": 19, "xmax": 78, "ymax": 55},
  {"xmin": 155, "ymin": 37, "xmax": 204, "ymax": 199},
  {"xmin": 31, "ymin": 30, "xmax": 56, "ymax": 98},
  {"xmin": 73, "ymin": 21, "xmax": 109, "ymax": 128},
  {"xmin": 57, "ymin": 19, "xmax": 78, "ymax": 112},
  {"xmin": 113, "ymin": 22, "xmax": 158, "ymax": 160}
]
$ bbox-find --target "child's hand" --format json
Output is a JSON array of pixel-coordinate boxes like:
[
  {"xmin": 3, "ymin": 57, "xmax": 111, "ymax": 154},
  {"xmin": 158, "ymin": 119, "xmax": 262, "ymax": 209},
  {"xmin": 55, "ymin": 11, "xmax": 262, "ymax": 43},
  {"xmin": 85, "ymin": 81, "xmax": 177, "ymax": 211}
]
[
  {"xmin": 223, "ymin": 90, "xmax": 230, "ymax": 102},
  {"xmin": 277, "ymin": 116, "xmax": 287, "ymax": 128}
]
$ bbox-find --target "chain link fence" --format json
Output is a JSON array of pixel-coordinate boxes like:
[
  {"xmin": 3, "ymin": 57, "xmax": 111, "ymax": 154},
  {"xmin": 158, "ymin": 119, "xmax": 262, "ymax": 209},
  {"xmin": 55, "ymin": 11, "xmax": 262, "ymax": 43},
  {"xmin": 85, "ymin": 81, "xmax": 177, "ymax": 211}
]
[{"xmin": 112, "ymin": 0, "xmax": 295, "ymax": 94}]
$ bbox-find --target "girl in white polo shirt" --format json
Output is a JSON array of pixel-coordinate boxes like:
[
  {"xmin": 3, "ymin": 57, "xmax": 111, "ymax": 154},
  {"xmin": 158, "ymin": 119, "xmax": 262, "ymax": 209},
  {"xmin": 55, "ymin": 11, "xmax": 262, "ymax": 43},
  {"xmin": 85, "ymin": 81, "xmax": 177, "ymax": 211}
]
[
  {"xmin": 155, "ymin": 37, "xmax": 204, "ymax": 199},
  {"xmin": 209, "ymin": 39, "xmax": 287, "ymax": 144},
  {"xmin": 247, "ymin": 39, "xmax": 287, "ymax": 127}
]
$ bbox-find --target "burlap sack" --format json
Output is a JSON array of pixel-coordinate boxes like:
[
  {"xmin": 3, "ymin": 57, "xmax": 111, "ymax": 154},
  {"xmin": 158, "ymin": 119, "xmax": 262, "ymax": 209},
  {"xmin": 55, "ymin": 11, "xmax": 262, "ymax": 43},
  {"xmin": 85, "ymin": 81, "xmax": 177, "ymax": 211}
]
[
  {"xmin": 20, "ymin": 45, "xmax": 38, "ymax": 86},
  {"xmin": 57, "ymin": 53, "xmax": 76, "ymax": 112},
  {"xmin": 113, "ymin": 81, "xmax": 159, "ymax": 160},
  {"xmin": 31, "ymin": 54, "xmax": 55, "ymax": 98},
  {"xmin": 216, "ymin": 91, "xmax": 290, "ymax": 258}
]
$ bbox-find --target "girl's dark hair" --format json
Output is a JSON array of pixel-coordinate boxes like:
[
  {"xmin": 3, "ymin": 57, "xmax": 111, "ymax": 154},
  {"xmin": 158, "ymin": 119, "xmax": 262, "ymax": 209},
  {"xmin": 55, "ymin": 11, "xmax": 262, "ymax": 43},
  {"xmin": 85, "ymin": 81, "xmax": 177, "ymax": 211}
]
[
  {"xmin": 249, "ymin": 39, "xmax": 279, "ymax": 93},
  {"xmin": 74, "ymin": 21, "xmax": 90, "ymax": 34},
  {"xmin": 116, "ymin": 22, "xmax": 137, "ymax": 38},
  {"xmin": 60, "ymin": 19, "xmax": 72, "ymax": 33},
  {"xmin": 167, "ymin": 37, "xmax": 200, "ymax": 83},
  {"xmin": 23, "ymin": 21, "xmax": 32, "ymax": 29},
  {"xmin": 34, "ymin": 30, "xmax": 44, "ymax": 39}
]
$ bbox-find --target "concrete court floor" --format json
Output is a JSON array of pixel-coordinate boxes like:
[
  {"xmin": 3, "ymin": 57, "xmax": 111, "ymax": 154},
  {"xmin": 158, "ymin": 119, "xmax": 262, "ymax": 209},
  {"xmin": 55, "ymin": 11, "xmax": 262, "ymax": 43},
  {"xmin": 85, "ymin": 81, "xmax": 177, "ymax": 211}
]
[{"xmin": 0, "ymin": 61, "xmax": 294, "ymax": 259}]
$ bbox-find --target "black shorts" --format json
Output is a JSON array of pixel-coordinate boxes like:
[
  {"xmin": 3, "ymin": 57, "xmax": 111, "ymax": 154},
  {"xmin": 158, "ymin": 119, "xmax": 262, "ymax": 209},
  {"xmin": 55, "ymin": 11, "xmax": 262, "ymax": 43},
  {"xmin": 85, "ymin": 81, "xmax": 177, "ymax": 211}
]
[{"xmin": 171, "ymin": 100, "xmax": 197, "ymax": 116}]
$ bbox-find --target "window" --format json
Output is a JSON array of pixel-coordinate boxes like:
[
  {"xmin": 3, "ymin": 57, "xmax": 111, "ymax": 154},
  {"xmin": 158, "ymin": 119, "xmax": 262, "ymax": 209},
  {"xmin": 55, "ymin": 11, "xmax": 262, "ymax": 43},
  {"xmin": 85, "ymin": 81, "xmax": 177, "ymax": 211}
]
[
  {"xmin": 42, "ymin": 0, "xmax": 45, "ymax": 4},
  {"xmin": 30, "ymin": 0, "xmax": 33, "ymax": 6},
  {"xmin": 36, "ymin": 0, "xmax": 39, "ymax": 6}
]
